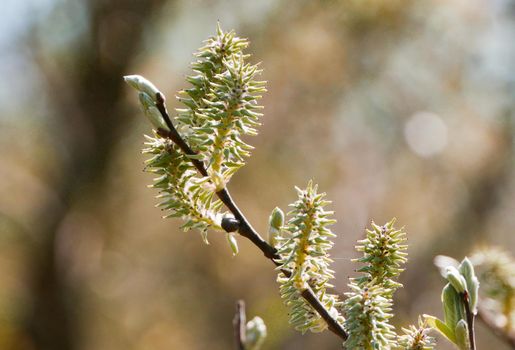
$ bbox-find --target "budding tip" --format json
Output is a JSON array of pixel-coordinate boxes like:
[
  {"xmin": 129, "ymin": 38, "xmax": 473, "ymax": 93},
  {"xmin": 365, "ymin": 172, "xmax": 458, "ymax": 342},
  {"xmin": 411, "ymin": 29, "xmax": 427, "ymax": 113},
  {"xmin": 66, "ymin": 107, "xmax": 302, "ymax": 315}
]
[
  {"xmin": 123, "ymin": 74, "xmax": 140, "ymax": 87},
  {"xmin": 123, "ymin": 74, "xmax": 160, "ymax": 97}
]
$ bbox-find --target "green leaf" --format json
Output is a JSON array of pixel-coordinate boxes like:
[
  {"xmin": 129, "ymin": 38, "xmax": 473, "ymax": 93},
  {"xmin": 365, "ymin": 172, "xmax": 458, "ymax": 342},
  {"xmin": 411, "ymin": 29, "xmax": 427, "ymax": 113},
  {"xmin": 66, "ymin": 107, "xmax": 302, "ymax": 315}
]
[
  {"xmin": 226, "ymin": 232, "xmax": 238, "ymax": 256},
  {"xmin": 455, "ymin": 319, "xmax": 470, "ymax": 350},
  {"xmin": 442, "ymin": 283, "xmax": 464, "ymax": 330},
  {"xmin": 459, "ymin": 257, "xmax": 479, "ymax": 314},
  {"xmin": 424, "ymin": 315, "xmax": 456, "ymax": 344},
  {"xmin": 445, "ymin": 266, "xmax": 467, "ymax": 294}
]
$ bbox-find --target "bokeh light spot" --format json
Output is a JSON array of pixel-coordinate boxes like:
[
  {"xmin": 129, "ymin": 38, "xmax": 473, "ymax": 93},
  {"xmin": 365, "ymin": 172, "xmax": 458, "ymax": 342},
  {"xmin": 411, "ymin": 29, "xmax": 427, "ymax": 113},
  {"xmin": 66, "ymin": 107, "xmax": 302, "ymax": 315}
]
[{"xmin": 404, "ymin": 111, "xmax": 448, "ymax": 157}]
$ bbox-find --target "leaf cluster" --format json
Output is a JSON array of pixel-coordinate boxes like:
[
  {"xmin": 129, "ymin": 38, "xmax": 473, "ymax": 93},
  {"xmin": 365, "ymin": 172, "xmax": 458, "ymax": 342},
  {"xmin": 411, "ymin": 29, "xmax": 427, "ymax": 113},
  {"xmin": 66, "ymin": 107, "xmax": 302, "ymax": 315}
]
[{"xmin": 426, "ymin": 258, "xmax": 479, "ymax": 350}]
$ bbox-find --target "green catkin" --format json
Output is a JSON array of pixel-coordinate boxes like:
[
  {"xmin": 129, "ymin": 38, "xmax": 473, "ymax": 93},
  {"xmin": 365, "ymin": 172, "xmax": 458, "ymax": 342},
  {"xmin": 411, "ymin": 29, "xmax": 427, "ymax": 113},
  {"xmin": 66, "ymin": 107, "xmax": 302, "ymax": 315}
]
[
  {"xmin": 127, "ymin": 25, "xmax": 266, "ymax": 247},
  {"xmin": 354, "ymin": 219, "xmax": 408, "ymax": 294},
  {"xmin": 397, "ymin": 317, "xmax": 436, "ymax": 350},
  {"xmin": 125, "ymin": 26, "xmax": 457, "ymax": 349},
  {"xmin": 276, "ymin": 181, "xmax": 344, "ymax": 333},
  {"xmin": 344, "ymin": 282, "xmax": 396, "ymax": 350},
  {"xmin": 142, "ymin": 135, "xmax": 223, "ymax": 243},
  {"xmin": 175, "ymin": 24, "xmax": 266, "ymax": 191},
  {"xmin": 344, "ymin": 220, "xmax": 409, "ymax": 349}
]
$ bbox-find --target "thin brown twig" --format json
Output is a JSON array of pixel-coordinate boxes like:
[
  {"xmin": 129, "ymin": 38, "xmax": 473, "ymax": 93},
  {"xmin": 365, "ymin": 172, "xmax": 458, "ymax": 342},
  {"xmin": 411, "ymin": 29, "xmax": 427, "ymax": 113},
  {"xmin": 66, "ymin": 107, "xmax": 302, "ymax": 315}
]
[
  {"xmin": 462, "ymin": 292, "xmax": 476, "ymax": 350},
  {"xmin": 234, "ymin": 300, "xmax": 246, "ymax": 350},
  {"xmin": 154, "ymin": 92, "xmax": 348, "ymax": 341}
]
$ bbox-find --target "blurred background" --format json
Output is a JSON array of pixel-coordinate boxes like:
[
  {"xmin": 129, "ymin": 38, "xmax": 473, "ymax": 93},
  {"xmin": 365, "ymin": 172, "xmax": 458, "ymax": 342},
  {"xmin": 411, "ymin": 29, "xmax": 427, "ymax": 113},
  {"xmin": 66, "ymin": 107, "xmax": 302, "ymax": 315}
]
[{"xmin": 1, "ymin": 0, "xmax": 514, "ymax": 349}]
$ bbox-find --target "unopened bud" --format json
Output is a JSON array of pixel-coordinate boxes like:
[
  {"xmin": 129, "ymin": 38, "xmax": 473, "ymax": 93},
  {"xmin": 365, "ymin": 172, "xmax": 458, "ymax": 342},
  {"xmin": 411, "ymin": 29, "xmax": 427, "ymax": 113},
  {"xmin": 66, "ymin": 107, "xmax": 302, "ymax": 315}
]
[
  {"xmin": 445, "ymin": 266, "xmax": 467, "ymax": 293},
  {"xmin": 458, "ymin": 258, "xmax": 474, "ymax": 282},
  {"xmin": 269, "ymin": 207, "xmax": 284, "ymax": 230},
  {"xmin": 124, "ymin": 75, "xmax": 160, "ymax": 99},
  {"xmin": 244, "ymin": 316, "xmax": 267, "ymax": 350},
  {"xmin": 459, "ymin": 257, "xmax": 479, "ymax": 314},
  {"xmin": 268, "ymin": 207, "xmax": 284, "ymax": 247},
  {"xmin": 226, "ymin": 232, "xmax": 239, "ymax": 256}
]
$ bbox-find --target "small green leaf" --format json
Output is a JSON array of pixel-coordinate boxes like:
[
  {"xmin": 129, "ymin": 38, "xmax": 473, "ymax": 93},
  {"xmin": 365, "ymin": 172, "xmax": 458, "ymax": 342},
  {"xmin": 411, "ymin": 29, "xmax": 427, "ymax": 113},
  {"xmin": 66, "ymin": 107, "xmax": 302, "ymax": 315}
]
[
  {"xmin": 442, "ymin": 283, "xmax": 465, "ymax": 331},
  {"xmin": 424, "ymin": 315, "xmax": 456, "ymax": 344},
  {"xmin": 459, "ymin": 257, "xmax": 479, "ymax": 314},
  {"xmin": 226, "ymin": 232, "xmax": 238, "ymax": 255},
  {"xmin": 445, "ymin": 266, "xmax": 467, "ymax": 294},
  {"xmin": 455, "ymin": 319, "xmax": 470, "ymax": 350}
]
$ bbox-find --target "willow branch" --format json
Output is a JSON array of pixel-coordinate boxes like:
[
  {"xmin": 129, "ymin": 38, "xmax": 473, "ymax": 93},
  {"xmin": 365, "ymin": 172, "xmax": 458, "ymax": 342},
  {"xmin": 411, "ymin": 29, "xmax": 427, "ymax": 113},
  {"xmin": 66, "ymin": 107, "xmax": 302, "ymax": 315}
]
[
  {"xmin": 154, "ymin": 92, "xmax": 348, "ymax": 341},
  {"xmin": 462, "ymin": 292, "xmax": 476, "ymax": 350}
]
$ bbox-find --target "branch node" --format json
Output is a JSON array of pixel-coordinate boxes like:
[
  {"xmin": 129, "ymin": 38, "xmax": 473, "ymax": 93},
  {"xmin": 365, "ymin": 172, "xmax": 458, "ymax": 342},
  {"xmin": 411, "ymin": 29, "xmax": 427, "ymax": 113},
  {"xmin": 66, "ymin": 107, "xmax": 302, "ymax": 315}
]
[{"xmin": 222, "ymin": 216, "xmax": 240, "ymax": 233}]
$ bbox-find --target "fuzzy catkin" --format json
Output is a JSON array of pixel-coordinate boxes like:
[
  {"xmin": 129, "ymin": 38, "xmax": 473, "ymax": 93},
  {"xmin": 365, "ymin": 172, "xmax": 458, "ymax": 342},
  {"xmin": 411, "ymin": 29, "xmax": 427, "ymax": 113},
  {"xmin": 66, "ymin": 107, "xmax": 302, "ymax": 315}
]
[{"xmin": 276, "ymin": 181, "xmax": 344, "ymax": 333}]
